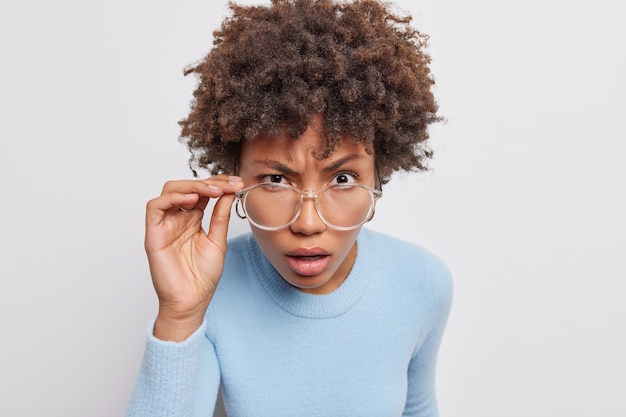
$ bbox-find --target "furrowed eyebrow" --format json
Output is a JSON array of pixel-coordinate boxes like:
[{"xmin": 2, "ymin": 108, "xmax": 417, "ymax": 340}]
[
  {"xmin": 252, "ymin": 153, "xmax": 364, "ymax": 175},
  {"xmin": 252, "ymin": 159, "xmax": 298, "ymax": 176},
  {"xmin": 322, "ymin": 154, "xmax": 364, "ymax": 173}
]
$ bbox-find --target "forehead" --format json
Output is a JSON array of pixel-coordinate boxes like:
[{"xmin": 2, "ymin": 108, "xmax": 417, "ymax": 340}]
[{"xmin": 241, "ymin": 134, "xmax": 370, "ymax": 162}]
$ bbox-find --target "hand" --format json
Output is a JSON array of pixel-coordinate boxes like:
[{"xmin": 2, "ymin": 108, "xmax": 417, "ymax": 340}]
[{"xmin": 144, "ymin": 175, "xmax": 244, "ymax": 341}]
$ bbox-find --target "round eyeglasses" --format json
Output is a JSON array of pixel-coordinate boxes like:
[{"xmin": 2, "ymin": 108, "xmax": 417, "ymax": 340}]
[{"xmin": 235, "ymin": 183, "xmax": 382, "ymax": 231}]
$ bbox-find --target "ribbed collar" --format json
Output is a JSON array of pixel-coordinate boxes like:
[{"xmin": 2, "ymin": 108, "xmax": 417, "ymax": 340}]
[{"xmin": 247, "ymin": 228, "xmax": 375, "ymax": 319}]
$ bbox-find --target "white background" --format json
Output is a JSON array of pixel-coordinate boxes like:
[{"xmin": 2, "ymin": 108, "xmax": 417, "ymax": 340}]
[{"xmin": 1, "ymin": 0, "xmax": 624, "ymax": 416}]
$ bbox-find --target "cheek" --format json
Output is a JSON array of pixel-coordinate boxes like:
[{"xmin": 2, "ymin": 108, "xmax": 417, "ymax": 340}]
[
  {"xmin": 337, "ymin": 230, "xmax": 360, "ymax": 257},
  {"xmin": 249, "ymin": 228, "xmax": 284, "ymax": 262}
]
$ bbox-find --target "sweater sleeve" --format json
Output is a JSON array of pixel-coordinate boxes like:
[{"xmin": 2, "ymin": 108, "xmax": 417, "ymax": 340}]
[
  {"xmin": 403, "ymin": 255, "xmax": 453, "ymax": 417},
  {"xmin": 124, "ymin": 319, "xmax": 221, "ymax": 417}
]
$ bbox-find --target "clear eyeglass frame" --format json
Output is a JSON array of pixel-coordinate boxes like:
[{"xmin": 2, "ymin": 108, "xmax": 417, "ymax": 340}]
[{"xmin": 234, "ymin": 183, "xmax": 382, "ymax": 231}]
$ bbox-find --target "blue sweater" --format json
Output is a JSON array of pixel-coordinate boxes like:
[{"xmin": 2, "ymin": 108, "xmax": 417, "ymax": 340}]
[{"xmin": 125, "ymin": 228, "xmax": 452, "ymax": 417}]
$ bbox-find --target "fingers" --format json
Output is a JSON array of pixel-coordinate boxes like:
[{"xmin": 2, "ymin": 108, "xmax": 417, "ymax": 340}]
[{"xmin": 147, "ymin": 175, "xmax": 244, "ymax": 215}]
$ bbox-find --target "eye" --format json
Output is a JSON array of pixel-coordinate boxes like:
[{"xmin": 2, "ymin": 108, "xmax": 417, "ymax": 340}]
[
  {"xmin": 330, "ymin": 172, "xmax": 357, "ymax": 185},
  {"xmin": 261, "ymin": 174, "xmax": 288, "ymax": 184}
]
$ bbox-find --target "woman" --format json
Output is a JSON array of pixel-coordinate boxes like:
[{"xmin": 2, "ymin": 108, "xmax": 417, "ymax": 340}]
[{"xmin": 126, "ymin": 1, "xmax": 452, "ymax": 416}]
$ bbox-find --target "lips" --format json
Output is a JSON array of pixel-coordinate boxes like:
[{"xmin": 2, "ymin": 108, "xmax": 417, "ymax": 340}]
[{"xmin": 285, "ymin": 248, "xmax": 331, "ymax": 276}]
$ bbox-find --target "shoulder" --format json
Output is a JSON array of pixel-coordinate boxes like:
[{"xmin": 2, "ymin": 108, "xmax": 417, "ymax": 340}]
[
  {"xmin": 360, "ymin": 228, "xmax": 450, "ymax": 274},
  {"xmin": 360, "ymin": 228, "xmax": 453, "ymax": 308}
]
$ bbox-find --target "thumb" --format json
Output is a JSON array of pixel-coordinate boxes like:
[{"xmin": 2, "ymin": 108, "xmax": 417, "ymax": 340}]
[{"xmin": 206, "ymin": 193, "xmax": 236, "ymax": 251}]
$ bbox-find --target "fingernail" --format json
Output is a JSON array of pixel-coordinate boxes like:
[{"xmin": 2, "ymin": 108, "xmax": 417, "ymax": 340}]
[
  {"xmin": 228, "ymin": 176, "xmax": 243, "ymax": 184},
  {"xmin": 208, "ymin": 184, "xmax": 223, "ymax": 192}
]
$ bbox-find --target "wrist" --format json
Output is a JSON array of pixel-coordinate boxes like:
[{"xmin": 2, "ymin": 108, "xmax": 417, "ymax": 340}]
[{"xmin": 154, "ymin": 306, "xmax": 207, "ymax": 342}]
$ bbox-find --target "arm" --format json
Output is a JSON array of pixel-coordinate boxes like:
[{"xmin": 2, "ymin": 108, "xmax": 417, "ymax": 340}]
[
  {"xmin": 403, "ymin": 324, "xmax": 448, "ymax": 416},
  {"xmin": 124, "ymin": 321, "xmax": 220, "ymax": 417},
  {"xmin": 403, "ymin": 258, "xmax": 453, "ymax": 417},
  {"xmin": 125, "ymin": 175, "xmax": 244, "ymax": 416}
]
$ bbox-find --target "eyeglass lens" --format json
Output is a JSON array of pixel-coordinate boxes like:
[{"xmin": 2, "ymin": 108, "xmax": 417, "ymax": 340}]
[{"xmin": 243, "ymin": 184, "xmax": 374, "ymax": 229}]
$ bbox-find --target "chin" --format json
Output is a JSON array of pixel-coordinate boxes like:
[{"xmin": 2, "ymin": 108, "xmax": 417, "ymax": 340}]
[
  {"xmin": 285, "ymin": 276, "xmax": 330, "ymax": 290},
  {"xmin": 281, "ymin": 271, "xmax": 340, "ymax": 294}
]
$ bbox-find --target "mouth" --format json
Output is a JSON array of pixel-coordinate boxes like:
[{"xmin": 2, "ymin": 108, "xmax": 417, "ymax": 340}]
[{"xmin": 285, "ymin": 249, "xmax": 331, "ymax": 276}]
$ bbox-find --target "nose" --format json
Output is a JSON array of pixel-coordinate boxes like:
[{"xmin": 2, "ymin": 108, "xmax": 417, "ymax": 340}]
[{"xmin": 289, "ymin": 195, "xmax": 326, "ymax": 235}]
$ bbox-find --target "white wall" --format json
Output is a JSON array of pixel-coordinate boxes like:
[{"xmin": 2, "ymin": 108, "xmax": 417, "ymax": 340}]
[{"xmin": 1, "ymin": 1, "xmax": 624, "ymax": 416}]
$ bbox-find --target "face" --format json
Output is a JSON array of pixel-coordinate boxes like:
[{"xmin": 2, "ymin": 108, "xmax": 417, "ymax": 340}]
[{"xmin": 238, "ymin": 116, "xmax": 377, "ymax": 294}]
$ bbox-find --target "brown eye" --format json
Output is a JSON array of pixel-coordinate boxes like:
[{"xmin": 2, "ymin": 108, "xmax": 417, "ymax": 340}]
[
  {"xmin": 336, "ymin": 174, "xmax": 349, "ymax": 183},
  {"xmin": 269, "ymin": 175, "xmax": 283, "ymax": 183},
  {"xmin": 332, "ymin": 172, "xmax": 357, "ymax": 185}
]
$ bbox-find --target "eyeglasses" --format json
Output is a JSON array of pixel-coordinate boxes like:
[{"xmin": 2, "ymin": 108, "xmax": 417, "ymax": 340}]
[{"xmin": 235, "ymin": 183, "xmax": 382, "ymax": 231}]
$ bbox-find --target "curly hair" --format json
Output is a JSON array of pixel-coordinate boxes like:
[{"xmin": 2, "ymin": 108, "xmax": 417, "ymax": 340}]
[{"xmin": 179, "ymin": 0, "xmax": 442, "ymax": 183}]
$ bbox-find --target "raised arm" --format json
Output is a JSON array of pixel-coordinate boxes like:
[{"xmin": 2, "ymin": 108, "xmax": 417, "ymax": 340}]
[{"xmin": 125, "ymin": 175, "xmax": 243, "ymax": 417}]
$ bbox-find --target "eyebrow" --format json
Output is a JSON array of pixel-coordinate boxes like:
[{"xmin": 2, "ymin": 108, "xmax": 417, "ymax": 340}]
[
  {"xmin": 252, "ymin": 159, "xmax": 298, "ymax": 175},
  {"xmin": 321, "ymin": 154, "xmax": 365, "ymax": 173},
  {"xmin": 252, "ymin": 154, "xmax": 365, "ymax": 174}
]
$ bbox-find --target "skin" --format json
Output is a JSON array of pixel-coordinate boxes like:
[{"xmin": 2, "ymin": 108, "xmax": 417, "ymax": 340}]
[
  {"xmin": 146, "ymin": 116, "xmax": 376, "ymax": 341},
  {"xmin": 146, "ymin": 175, "xmax": 244, "ymax": 341},
  {"xmin": 238, "ymin": 116, "xmax": 377, "ymax": 294}
]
